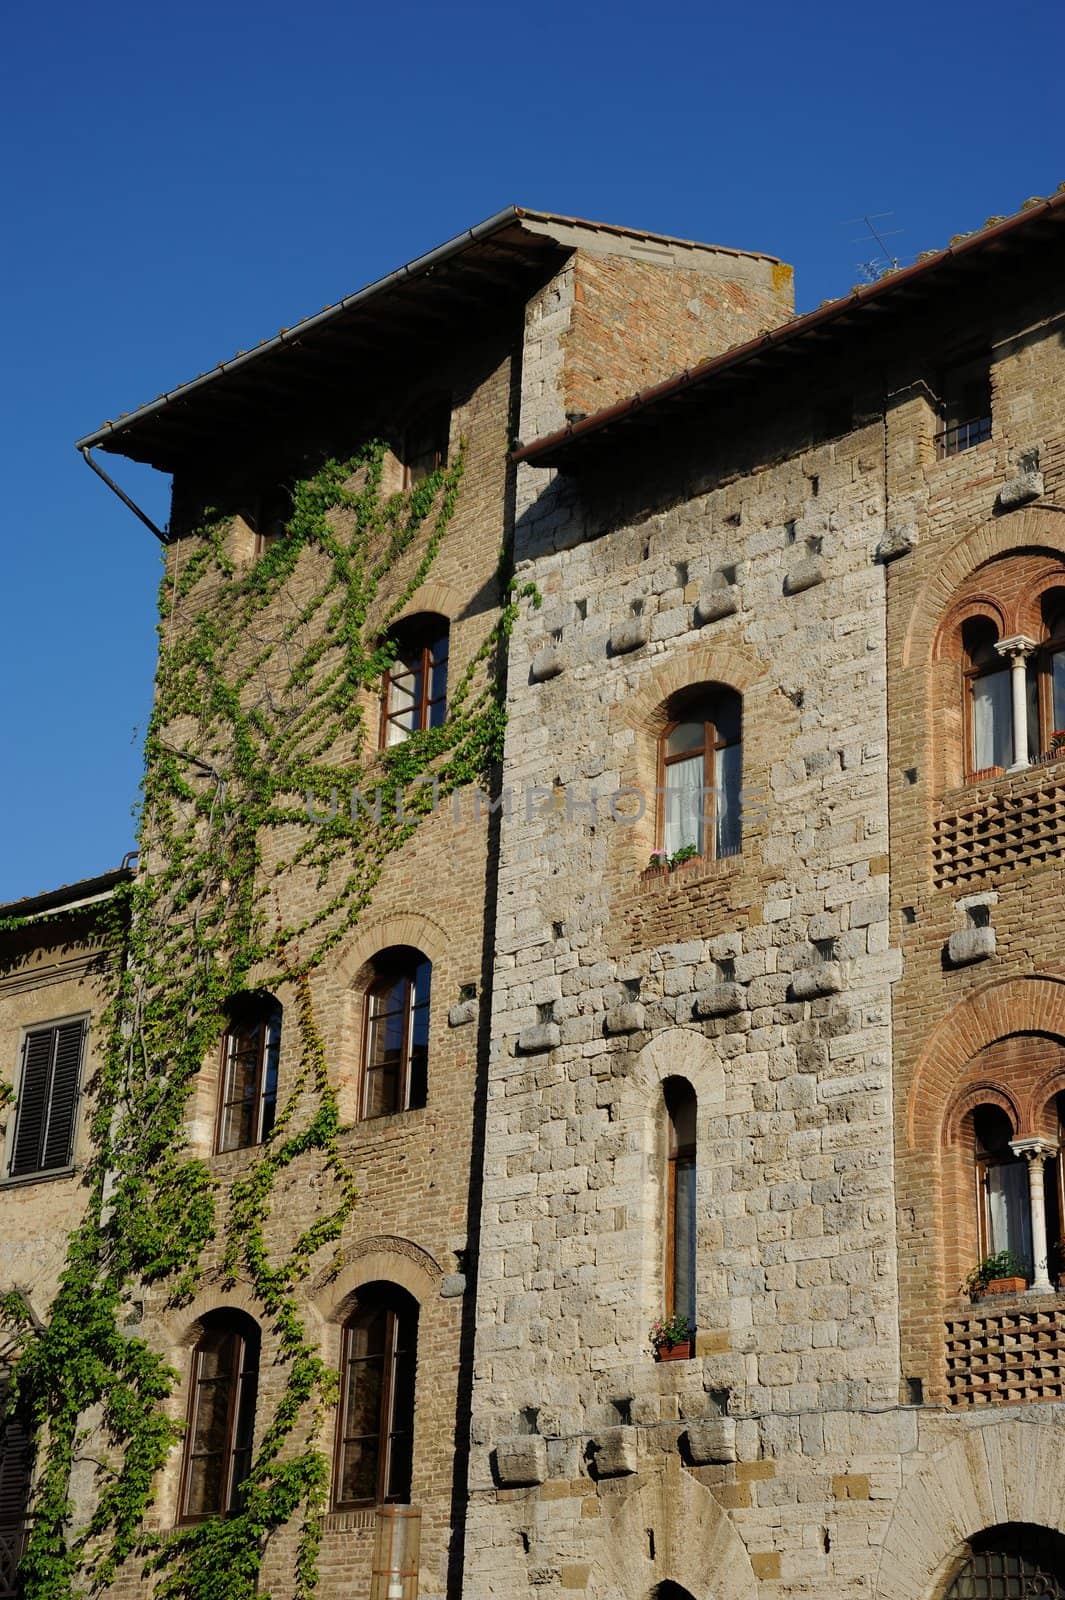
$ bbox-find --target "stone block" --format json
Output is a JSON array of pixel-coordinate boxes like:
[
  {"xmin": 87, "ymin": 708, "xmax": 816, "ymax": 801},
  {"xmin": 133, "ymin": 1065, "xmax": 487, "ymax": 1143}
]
[
  {"xmin": 876, "ymin": 524, "xmax": 917, "ymax": 562},
  {"xmin": 685, "ymin": 1417, "xmax": 737, "ymax": 1464},
  {"xmin": 790, "ymin": 962, "xmax": 844, "ymax": 1000},
  {"xmin": 997, "ymin": 469, "xmax": 1044, "ymax": 510},
  {"xmin": 530, "ymin": 644, "xmax": 566, "ymax": 681},
  {"xmin": 440, "ymin": 1273, "xmax": 466, "ymax": 1299},
  {"xmin": 590, "ymin": 1427, "xmax": 638, "ymax": 1478},
  {"xmin": 947, "ymin": 926, "xmax": 996, "ymax": 966},
  {"xmin": 693, "ymin": 982, "xmax": 745, "ymax": 1018},
  {"xmin": 609, "ymin": 619, "xmax": 648, "ymax": 655},
  {"xmin": 603, "ymin": 1002, "xmax": 645, "ymax": 1035},
  {"xmin": 694, "ymin": 584, "xmax": 739, "ymax": 626},
  {"xmin": 516, "ymin": 1022, "xmax": 561, "ymax": 1054},
  {"xmin": 495, "ymin": 1435, "xmax": 548, "ymax": 1487},
  {"xmin": 448, "ymin": 999, "xmax": 477, "ymax": 1028},
  {"xmin": 784, "ymin": 558, "xmax": 825, "ymax": 595}
]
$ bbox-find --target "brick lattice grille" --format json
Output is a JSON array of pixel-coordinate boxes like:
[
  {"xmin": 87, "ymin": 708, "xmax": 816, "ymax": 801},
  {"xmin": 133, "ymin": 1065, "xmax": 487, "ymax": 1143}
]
[
  {"xmin": 933, "ymin": 772, "xmax": 1065, "ymax": 887},
  {"xmin": 945, "ymin": 1305, "xmax": 1065, "ymax": 1405},
  {"xmin": 0, "ymin": 1525, "xmax": 27, "ymax": 1599}
]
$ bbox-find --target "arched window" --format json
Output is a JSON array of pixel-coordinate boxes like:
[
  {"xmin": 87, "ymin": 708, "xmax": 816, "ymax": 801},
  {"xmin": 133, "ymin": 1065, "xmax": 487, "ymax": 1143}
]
[
  {"xmin": 659, "ymin": 686, "xmax": 741, "ymax": 860},
  {"xmin": 972, "ymin": 1104, "xmax": 1033, "ymax": 1274},
  {"xmin": 944, "ymin": 1525, "xmax": 1065, "ymax": 1598},
  {"xmin": 962, "ymin": 616, "xmax": 1015, "ymax": 775},
  {"xmin": 334, "ymin": 1285, "xmax": 418, "ymax": 1508},
  {"xmin": 664, "ymin": 1078, "xmax": 697, "ymax": 1331},
  {"xmin": 380, "ymin": 615, "xmax": 449, "ymax": 748},
  {"xmin": 362, "ymin": 950, "xmax": 431, "ymax": 1119},
  {"xmin": 216, "ymin": 994, "xmax": 282, "ymax": 1153},
  {"xmin": 1038, "ymin": 588, "xmax": 1065, "ymax": 747},
  {"xmin": 179, "ymin": 1312, "xmax": 260, "ymax": 1522}
]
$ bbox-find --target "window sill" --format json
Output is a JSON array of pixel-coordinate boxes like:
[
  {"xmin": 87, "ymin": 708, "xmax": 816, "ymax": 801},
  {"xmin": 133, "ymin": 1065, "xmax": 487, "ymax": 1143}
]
[
  {"xmin": 0, "ymin": 1164, "xmax": 77, "ymax": 1189},
  {"xmin": 321, "ymin": 1507, "xmax": 378, "ymax": 1534},
  {"xmin": 639, "ymin": 854, "xmax": 740, "ymax": 893}
]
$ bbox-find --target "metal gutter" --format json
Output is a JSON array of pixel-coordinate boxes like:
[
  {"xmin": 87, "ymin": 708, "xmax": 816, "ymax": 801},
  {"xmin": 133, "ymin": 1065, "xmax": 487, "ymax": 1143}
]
[{"xmin": 514, "ymin": 191, "xmax": 1065, "ymax": 467}]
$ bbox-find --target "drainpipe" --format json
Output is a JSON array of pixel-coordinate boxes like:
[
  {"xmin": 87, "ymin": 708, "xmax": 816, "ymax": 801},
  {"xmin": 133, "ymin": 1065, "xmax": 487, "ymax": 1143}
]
[{"xmin": 78, "ymin": 446, "xmax": 170, "ymax": 544}]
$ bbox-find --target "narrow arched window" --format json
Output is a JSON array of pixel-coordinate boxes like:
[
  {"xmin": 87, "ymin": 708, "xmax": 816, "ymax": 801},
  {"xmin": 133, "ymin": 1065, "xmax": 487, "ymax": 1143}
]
[
  {"xmin": 380, "ymin": 615, "xmax": 449, "ymax": 748},
  {"xmin": 334, "ymin": 1286, "xmax": 418, "ymax": 1508},
  {"xmin": 665, "ymin": 1078, "xmax": 697, "ymax": 1330},
  {"xmin": 659, "ymin": 687, "xmax": 741, "ymax": 860},
  {"xmin": 362, "ymin": 950, "xmax": 431, "ymax": 1119},
  {"xmin": 961, "ymin": 616, "xmax": 1037, "ymax": 776},
  {"xmin": 973, "ymin": 1104, "xmax": 1032, "ymax": 1276},
  {"xmin": 179, "ymin": 1313, "xmax": 260, "ymax": 1522},
  {"xmin": 216, "ymin": 994, "xmax": 282, "ymax": 1153}
]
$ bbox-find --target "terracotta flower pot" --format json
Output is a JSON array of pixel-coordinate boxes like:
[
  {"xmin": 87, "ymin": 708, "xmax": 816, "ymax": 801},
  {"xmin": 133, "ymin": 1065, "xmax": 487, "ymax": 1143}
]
[
  {"xmin": 655, "ymin": 1339, "xmax": 692, "ymax": 1362},
  {"xmin": 986, "ymin": 1275, "xmax": 1027, "ymax": 1295}
]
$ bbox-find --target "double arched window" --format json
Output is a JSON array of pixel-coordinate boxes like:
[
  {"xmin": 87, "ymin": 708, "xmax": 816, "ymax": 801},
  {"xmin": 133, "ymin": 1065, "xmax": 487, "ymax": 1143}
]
[
  {"xmin": 380, "ymin": 615, "xmax": 449, "ymax": 749},
  {"xmin": 179, "ymin": 1312, "xmax": 260, "ymax": 1522},
  {"xmin": 362, "ymin": 949, "xmax": 431, "ymax": 1119},
  {"xmin": 658, "ymin": 686, "xmax": 742, "ymax": 860},
  {"xmin": 334, "ymin": 1285, "xmax": 418, "ymax": 1508},
  {"xmin": 216, "ymin": 994, "xmax": 282, "ymax": 1153},
  {"xmin": 664, "ymin": 1078, "xmax": 697, "ymax": 1331}
]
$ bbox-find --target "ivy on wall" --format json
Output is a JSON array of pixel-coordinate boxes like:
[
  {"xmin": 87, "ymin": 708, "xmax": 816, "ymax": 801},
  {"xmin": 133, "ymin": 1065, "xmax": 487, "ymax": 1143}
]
[{"xmin": 3, "ymin": 440, "xmax": 536, "ymax": 1599}]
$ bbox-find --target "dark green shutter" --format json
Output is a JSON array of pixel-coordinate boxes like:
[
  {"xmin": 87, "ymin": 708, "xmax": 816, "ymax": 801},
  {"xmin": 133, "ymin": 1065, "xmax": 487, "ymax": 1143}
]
[{"xmin": 9, "ymin": 1021, "xmax": 85, "ymax": 1178}]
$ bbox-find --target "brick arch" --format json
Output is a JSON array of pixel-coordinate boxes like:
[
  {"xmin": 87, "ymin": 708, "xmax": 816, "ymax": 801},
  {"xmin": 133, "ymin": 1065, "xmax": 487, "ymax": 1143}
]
[
  {"xmin": 876, "ymin": 1419, "xmax": 1065, "ymax": 1600},
  {"xmin": 614, "ymin": 641, "xmax": 767, "ymax": 737},
  {"xmin": 942, "ymin": 1082, "xmax": 1021, "ymax": 1147},
  {"xmin": 160, "ymin": 1277, "xmax": 263, "ymax": 1351},
  {"xmin": 908, "ymin": 975, "xmax": 1065, "ymax": 1149},
  {"xmin": 589, "ymin": 1459, "xmax": 757, "ymax": 1600},
  {"xmin": 332, "ymin": 911, "xmax": 450, "ymax": 989},
  {"xmin": 310, "ymin": 1237, "xmax": 443, "ymax": 1326},
  {"xmin": 903, "ymin": 510, "xmax": 1065, "ymax": 668},
  {"xmin": 933, "ymin": 594, "xmax": 1007, "ymax": 663},
  {"xmin": 388, "ymin": 581, "xmax": 465, "ymax": 626},
  {"xmin": 1024, "ymin": 1063, "xmax": 1065, "ymax": 1137}
]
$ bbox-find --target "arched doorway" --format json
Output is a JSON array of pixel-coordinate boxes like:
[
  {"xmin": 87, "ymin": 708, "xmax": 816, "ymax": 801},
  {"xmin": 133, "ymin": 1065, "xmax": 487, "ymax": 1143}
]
[
  {"xmin": 942, "ymin": 1525, "xmax": 1065, "ymax": 1597},
  {"xmin": 650, "ymin": 1585, "xmax": 697, "ymax": 1600}
]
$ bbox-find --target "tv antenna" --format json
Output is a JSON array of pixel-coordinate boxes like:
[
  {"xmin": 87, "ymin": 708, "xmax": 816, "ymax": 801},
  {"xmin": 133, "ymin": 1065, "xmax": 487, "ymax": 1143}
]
[{"xmin": 842, "ymin": 212, "xmax": 904, "ymax": 282}]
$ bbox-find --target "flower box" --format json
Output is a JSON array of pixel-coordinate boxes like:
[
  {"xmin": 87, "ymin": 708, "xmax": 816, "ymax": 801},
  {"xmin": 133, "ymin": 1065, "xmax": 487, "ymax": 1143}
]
[
  {"xmin": 654, "ymin": 1339, "xmax": 692, "ymax": 1362},
  {"xmin": 986, "ymin": 1275, "xmax": 1027, "ymax": 1295}
]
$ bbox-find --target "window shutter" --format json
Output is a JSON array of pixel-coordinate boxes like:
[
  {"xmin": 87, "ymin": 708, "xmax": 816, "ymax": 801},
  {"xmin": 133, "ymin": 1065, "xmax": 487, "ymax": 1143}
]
[
  {"xmin": 41, "ymin": 1023, "xmax": 84, "ymax": 1172},
  {"xmin": 9, "ymin": 1031, "xmax": 55, "ymax": 1178},
  {"xmin": 9, "ymin": 1022, "xmax": 84, "ymax": 1179},
  {"xmin": 0, "ymin": 1415, "xmax": 32, "ymax": 1529}
]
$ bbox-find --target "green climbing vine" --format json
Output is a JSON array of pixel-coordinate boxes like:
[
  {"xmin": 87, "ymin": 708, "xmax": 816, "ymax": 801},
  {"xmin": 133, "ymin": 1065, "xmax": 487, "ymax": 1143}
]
[{"xmin": 3, "ymin": 439, "xmax": 536, "ymax": 1599}]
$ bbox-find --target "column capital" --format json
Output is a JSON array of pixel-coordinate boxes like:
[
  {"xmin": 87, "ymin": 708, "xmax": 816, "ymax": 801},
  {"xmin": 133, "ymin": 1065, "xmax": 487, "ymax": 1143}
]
[
  {"xmin": 995, "ymin": 633, "xmax": 1038, "ymax": 660},
  {"xmin": 1010, "ymin": 1135, "xmax": 1058, "ymax": 1163}
]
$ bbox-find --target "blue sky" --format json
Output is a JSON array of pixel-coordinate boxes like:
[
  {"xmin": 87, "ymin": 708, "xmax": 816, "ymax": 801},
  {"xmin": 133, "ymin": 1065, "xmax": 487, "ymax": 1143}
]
[{"xmin": 1, "ymin": 0, "xmax": 1061, "ymax": 900}]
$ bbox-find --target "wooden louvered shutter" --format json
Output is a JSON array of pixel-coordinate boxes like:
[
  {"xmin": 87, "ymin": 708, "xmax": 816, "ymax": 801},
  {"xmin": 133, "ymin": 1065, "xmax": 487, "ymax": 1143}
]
[
  {"xmin": 0, "ymin": 1406, "xmax": 32, "ymax": 1597},
  {"xmin": 40, "ymin": 1023, "xmax": 84, "ymax": 1172},
  {"xmin": 9, "ymin": 1022, "xmax": 84, "ymax": 1178}
]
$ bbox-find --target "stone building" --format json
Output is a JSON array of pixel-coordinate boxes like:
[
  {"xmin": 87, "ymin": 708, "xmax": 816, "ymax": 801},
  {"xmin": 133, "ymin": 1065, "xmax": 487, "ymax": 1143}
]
[
  {"xmin": 461, "ymin": 190, "xmax": 1065, "ymax": 1599},
  {"xmin": 5, "ymin": 187, "xmax": 1065, "ymax": 1600},
  {"xmin": 0, "ymin": 210, "xmax": 791, "ymax": 1600}
]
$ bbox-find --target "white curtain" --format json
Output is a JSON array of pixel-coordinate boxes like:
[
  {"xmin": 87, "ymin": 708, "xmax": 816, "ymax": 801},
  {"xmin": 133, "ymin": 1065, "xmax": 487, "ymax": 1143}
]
[
  {"xmin": 986, "ymin": 1160, "xmax": 1033, "ymax": 1273},
  {"xmin": 716, "ymin": 741, "xmax": 742, "ymax": 857},
  {"xmin": 972, "ymin": 669, "xmax": 1012, "ymax": 770},
  {"xmin": 664, "ymin": 755, "xmax": 704, "ymax": 855}
]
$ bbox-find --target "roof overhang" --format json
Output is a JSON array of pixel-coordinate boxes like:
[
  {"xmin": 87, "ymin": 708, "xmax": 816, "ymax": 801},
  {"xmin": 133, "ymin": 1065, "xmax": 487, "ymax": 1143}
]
[
  {"xmin": 514, "ymin": 191, "xmax": 1065, "ymax": 471},
  {"xmin": 77, "ymin": 207, "xmax": 781, "ymax": 475}
]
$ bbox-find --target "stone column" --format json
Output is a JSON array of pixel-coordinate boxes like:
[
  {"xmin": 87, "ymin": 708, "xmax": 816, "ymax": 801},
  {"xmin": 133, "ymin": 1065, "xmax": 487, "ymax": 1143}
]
[
  {"xmin": 1010, "ymin": 1137, "xmax": 1058, "ymax": 1292},
  {"xmin": 995, "ymin": 634, "xmax": 1037, "ymax": 771}
]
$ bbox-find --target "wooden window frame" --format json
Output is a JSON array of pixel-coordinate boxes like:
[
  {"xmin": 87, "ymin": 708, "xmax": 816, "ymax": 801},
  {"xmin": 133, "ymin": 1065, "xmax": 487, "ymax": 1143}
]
[
  {"xmin": 360, "ymin": 960, "xmax": 430, "ymax": 1121},
  {"xmin": 333, "ymin": 1298, "xmax": 417, "ymax": 1510},
  {"xmin": 215, "ymin": 999, "xmax": 282, "ymax": 1155},
  {"xmin": 656, "ymin": 694, "xmax": 741, "ymax": 860},
  {"xmin": 177, "ymin": 1318, "xmax": 260, "ymax": 1524},
  {"xmin": 379, "ymin": 625, "xmax": 449, "ymax": 750},
  {"xmin": 7, "ymin": 1016, "xmax": 87, "ymax": 1181}
]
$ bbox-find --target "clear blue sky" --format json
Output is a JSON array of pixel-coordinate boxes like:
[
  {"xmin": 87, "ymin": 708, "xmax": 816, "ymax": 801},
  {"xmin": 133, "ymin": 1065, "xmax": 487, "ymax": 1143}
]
[{"xmin": 1, "ymin": 0, "xmax": 1060, "ymax": 901}]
